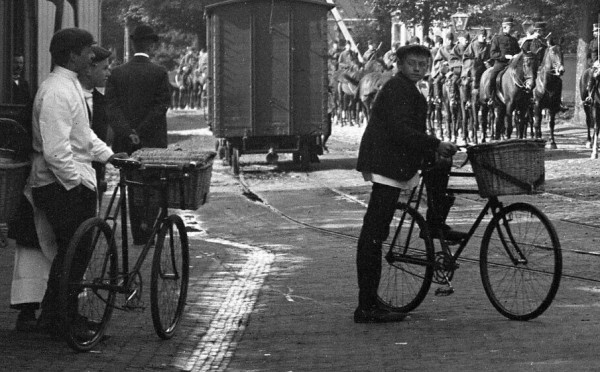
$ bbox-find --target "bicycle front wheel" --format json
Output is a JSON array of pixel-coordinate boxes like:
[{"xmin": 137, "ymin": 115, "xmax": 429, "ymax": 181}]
[
  {"xmin": 59, "ymin": 217, "xmax": 118, "ymax": 352},
  {"xmin": 151, "ymin": 214, "xmax": 190, "ymax": 339},
  {"xmin": 378, "ymin": 203, "xmax": 435, "ymax": 313},
  {"xmin": 480, "ymin": 202, "xmax": 562, "ymax": 321}
]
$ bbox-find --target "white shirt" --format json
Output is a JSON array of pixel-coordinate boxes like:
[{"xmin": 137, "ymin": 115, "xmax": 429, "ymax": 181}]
[{"xmin": 30, "ymin": 66, "xmax": 113, "ymax": 191}]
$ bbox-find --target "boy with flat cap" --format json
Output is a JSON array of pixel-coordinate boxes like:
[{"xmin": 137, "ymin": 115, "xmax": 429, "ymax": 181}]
[
  {"xmin": 354, "ymin": 44, "xmax": 464, "ymax": 323},
  {"xmin": 31, "ymin": 28, "xmax": 126, "ymax": 336}
]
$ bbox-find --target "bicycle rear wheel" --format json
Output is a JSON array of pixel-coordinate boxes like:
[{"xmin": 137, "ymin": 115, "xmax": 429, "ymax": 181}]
[
  {"xmin": 378, "ymin": 203, "xmax": 435, "ymax": 313},
  {"xmin": 151, "ymin": 214, "xmax": 189, "ymax": 339},
  {"xmin": 59, "ymin": 217, "xmax": 118, "ymax": 352},
  {"xmin": 480, "ymin": 202, "xmax": 562, "ymax": 321}
]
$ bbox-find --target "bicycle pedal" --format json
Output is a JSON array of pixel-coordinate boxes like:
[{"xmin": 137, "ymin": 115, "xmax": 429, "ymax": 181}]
[{"xmin": 434, "ymin": 286, "xmax": 455, "ymax": 296}]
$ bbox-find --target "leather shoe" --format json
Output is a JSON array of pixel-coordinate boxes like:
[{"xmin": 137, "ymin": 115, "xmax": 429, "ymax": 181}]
[
  {"xmin": 37, "ymin": 315, "xmax": 62, "ymax": 337},
  {"xmin": 15, "ymin": 314, "xmax": 38, "ymax": 332},
  {"xmin": 354, "ymin": 306, "xmax": 407, "ymax": 323}
]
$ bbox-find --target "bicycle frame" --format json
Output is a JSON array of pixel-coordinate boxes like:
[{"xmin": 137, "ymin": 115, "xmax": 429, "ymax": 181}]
[{"xmin": 101, "ymin": 166, "xmax": 171, "ymax": 294}]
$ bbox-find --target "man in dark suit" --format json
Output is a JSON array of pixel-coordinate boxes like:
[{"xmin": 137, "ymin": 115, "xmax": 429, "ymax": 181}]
[
  {"xmin": 355, "ymin": 45, "xmax": 464, "ymax": 323},
  {"xmin": 105, "ymin": 24, "xmax": 171, "ymax": 245},
  {"xmin": 105, "ymin": 24, "xmax": 171, "ymax": 155},
  {"xmin": 12, "ymin": 54, "xmax": 31, "ymax": 105}
]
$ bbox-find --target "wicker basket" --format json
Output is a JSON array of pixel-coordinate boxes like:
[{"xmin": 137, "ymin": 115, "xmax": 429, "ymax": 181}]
[
  {"xmin": 129, "ymin": 149, "xmax": 216, "ymax": 210},
  {"xmin": 467, "ymin": 139, "xmax": 545, "ymax": 198},
  {"xmin": 0, "ymin": 160, "xmax": 30, "ymax": 222}
]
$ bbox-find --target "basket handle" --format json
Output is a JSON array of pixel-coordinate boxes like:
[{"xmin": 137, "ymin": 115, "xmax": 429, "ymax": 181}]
[{"xmin": 470, "ymin": 156, "xmax": 544, "ymax": 193}]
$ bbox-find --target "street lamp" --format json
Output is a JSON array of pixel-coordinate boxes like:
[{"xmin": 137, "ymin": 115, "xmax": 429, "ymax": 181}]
[
  {"xmin": 522, "ymin": 16, "xmax": 534, "ymax": 35},
  {"xmin": 451, "ymin": 6, "xmax": 470, "ymax": 32}
]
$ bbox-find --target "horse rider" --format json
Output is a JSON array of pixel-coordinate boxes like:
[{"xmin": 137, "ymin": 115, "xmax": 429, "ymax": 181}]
[
  {"xmin": 585, "ymin": 23, "xmax": 600, "ymax": 105},
  {"xmin": 433, "ymin": 32, "xmax": 461, "ymax": 99},
  {"xmin": 587, "ymin": 23, "xmax": 599, "ymax": 67},
  {"xmin": 521, "ymin": 21, "xmax": 548, "ymax": 67},
  {"xmin": 362, "ymin": 40, "xmax": 378, "ymax": 62},
  {"xmin": 338, "ymin": 40, "xmax": 358, "ymax": 71},
  {"xmin": 328, "ymin": 41, "xmax": 341, "ymax": 71},
  {"xmin": 462, "ymin": 29, "xmax": 490, "ymax": 93},
  {"xmin": 486, "ymin": 17, "xmax": 520, "ymax": 106},
  {"xmin": 383, "ymin": 42, "xmax": 401, "ymax": 70}
]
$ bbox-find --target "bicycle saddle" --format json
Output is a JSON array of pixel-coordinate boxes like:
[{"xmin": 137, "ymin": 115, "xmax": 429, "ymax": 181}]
[{"xmin": 111, "ymin": 157, "xmax": 141, "ymax": 170}]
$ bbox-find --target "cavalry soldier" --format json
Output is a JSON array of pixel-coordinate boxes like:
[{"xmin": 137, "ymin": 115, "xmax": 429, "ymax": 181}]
[
  {"xmin": 462, "ymin": 29, "xmax": 490, "ymax": 92},
  {"xmin": 362, "ymin": 40, "xmax": 378, "ymax": 62},
  {"xmin": 486, "ymin": 17, "xmax": 520, "ymax": 106},
  {"xmin": 338, "ymin": 40, "xmax": 357, "ymax": 70},
  {"xmin": 521, "ymin": 21, "xmax": 548, "ymax": 67},
  {"xmin": 587, "ymin": 23, "xmax": 599, "ymax": 67},
  {"xmin": 328, "ymin": 41, "xmax": 341, "ymax": 71},
  {"xmin": 585, "ymin": 23, "xmax": 600, "ymax": 105},
  {"xmin": 383, "ymin": 42, "xmax": 401, "ymax": 70}
]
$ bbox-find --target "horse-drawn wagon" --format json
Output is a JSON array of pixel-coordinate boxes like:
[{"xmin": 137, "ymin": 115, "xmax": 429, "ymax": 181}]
[{"xmin": 205, "ymin": 0, "xmax": 332, "ymax": 174}]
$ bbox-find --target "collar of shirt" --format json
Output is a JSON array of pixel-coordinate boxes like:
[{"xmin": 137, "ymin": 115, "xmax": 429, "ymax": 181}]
[{"xmin": 134, "ymin": 52, "xmax": 150, "ymax": 58}]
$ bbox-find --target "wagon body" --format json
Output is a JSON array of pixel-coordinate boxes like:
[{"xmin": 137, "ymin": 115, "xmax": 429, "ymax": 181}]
[{"xmin": 205, "ymin": 0, "xmax": 332, "ymax": 171}]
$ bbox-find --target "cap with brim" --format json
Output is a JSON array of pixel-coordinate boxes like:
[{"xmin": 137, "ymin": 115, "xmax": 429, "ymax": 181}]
[
  {"xmin": 395, "ymin": 44, "xmax": 431, "ymax": 61},
  {"xmin": 50, "ymin": 28, "xmax": 96, "ymax": 54},
  {"xmin": 502, "ymin": 17, "xmax": 515, "ymax": 25},
  {"xmin": 130, "ymin": 25, "xmax": 159, "ymax": 42}
]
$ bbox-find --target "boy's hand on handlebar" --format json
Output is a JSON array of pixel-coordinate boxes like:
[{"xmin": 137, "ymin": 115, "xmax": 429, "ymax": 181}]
[
  {"xmin": 437, "ymin": 141, "xmax": 458, "ymax": 158},
  {"xmin": 107, "ymin": 152, "xmax": 129, "ymax": 164}
]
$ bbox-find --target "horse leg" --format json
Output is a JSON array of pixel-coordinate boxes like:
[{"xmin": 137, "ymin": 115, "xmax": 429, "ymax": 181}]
[
  {"xmin": 592, "ymin": 105, "xmax": 600, "ymax": 159},
  {"xmin": 585, "ymin": 104, "xmax": 593, "ymax": 148},
  {"xmin": 495, "ymin": 105, "xmax": 505, "ymax": 140},
  {"xmin": 548, "ymin": 110, "xmax": 557, "ymax": 149}
]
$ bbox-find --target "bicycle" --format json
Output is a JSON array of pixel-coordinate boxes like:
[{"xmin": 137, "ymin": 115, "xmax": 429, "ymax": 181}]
[
  {"xmin": 58, "ymin": 157, "xmax": 191, "ymax": 352},
  {"xmin": 378, "ymin": 143, "xmax": 562, "ymax": 321}
]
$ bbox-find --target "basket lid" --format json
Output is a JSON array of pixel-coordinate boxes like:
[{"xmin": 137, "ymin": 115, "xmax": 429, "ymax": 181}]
[
  {"xmin": 132, "ymin": 148, "xmax": 216, "ymax": 168},
  {"xmin": 467, "ymin": 139, "xmax": 546, "ymax": 154}
]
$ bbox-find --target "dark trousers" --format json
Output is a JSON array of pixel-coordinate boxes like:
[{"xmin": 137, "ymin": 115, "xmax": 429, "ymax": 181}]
[
  {"xmin": 487, "ymin": 61, "xmax": 508, "ymax": 98},
  {"xmin": 32, "ymin": 183, "xmax": 96, "ymax": 319},
  {"xmin": 356, "ymin": 162, "xmax": 451, "ymax": 309}
]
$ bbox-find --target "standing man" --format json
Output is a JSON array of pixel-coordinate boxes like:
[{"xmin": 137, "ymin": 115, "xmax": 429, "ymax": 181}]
[
  {"xmin": 11, "ymin": 53, "xmax": 31, "ymax": 105},
  {"xmin": 105, "ymin": 24, "xmax": 171, "ymax": 154},
  {"xmin": 105, "ymin": 24, "xmax": 171, "ymax": 245},
  {"xmin": 354, "ymin": 45, "xmax": 464, "ymax": 323},
  {"xmin": 31, "ymin": 28, "xmax": 123, "ymax": 336},
  {"xmin": 79, "ymin": 45, "xmax": 113, "ymax": 201},
  {"xmin": 486, "ymin": 17, "xmax": 520, "ymax": 106}
]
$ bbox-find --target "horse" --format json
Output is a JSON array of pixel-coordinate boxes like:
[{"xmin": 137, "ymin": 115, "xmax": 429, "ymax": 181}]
[
  {"xmin": 174, "ymin": 61, "xmax": 199, "ymax": 109},
  {"xmin": 336, "ymin": 59, "xmax": 362, "ymax": 126},
  {"xmin": 532, "ymin": 43, "xmax": 565, "ymax": 149},
  {"xmin": 580, "ymin": 66, "xmax": 600, "ymax": 158},
  {"xmin": 484, "ymin": 53, "xmax": 537, "ymax": 140},
  {"xmin": 356, "ymin": 69, "xmax": 394, "ymax": 123},
  {"xmin": 458, "ymin": 57, "xmax": 492, "ymax": 144},
  {"xmin": 338, "ymin": 58, "xmax": 386, "ymax": 126}
]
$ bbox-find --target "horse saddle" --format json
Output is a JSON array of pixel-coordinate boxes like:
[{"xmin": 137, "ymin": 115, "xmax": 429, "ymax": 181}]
[{"xmin": 494, "ymin": 67, "xmax": 510, "ymax": 104}]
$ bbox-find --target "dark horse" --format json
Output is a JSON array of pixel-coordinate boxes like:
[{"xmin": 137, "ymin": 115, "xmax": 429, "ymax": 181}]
[
  {"xmin": 338, "ymin": 59, "xmax": 386, "ymax": 126},
  {"xmin": 482, "ymin": 53, "xmax": 537, "ymax": 140},
  {"xmin": 580, "ymin": 66, "xmax": 600, "ymax": 158},
  {"xmin": 356, "ymin": 69, "xmax": 394, "ymax": 123},
  {"xmin": 532, "ymin": 43, "xmax": 565, "ymax": 149},
  {"xmin": 459, "ymin": 58, "xmax": 491, "ymax": 143}
]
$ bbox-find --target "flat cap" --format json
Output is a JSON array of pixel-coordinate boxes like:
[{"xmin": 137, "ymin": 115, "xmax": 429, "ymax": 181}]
[
  {"xmin": 91, "ymin": 46, "xmax": 112, "ymax": 63},
  {"xmin": 50, "ymin": 28, "xmax": 95, "ymax": 54},
  {"xmin": 502, "ymin": 17, "xmax": 515, "ymax": 25}
]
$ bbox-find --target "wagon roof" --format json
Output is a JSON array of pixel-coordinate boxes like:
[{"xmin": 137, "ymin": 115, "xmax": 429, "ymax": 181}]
[{"xmin": 205, "ymin": 0, "xmax": 335, "ymax": 12}]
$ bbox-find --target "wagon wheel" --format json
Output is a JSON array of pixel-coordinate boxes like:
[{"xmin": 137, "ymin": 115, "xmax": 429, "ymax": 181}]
[
  {"xmin": 223, "ymin": 141, "xmax": 232, "ymax": 166},
  {"xmin": 231, "ymin": 147, "xmax": 240, "ymax": 175},
  {"xmin": 299, "ymin": 142, "xmax": 310, "ymax": 172}
]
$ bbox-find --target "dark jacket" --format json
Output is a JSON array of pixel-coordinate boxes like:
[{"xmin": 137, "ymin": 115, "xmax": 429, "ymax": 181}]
[
  {"xmin": 490, "ymin": 32, "xmax": 520, "ymax": 63},
  {"xmin": 588, "ymin": 37, "xmax": 599, "ymax": 64},
  {"xmin": 91, "ymin": 88, "xmax": 109, "ymax": 143},
  {"xmin": 11, "ymin": 76, "xmax": 31, "ymax": 105},
  {"xmin": 356, "ymin": 72, "xmax": 440, "ymax": 182},
  {"xmin": 105, "ymin": 55, "xmax": 171, "ymax": 154}
]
